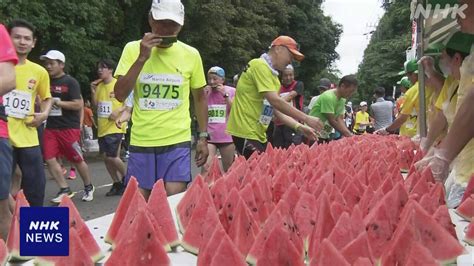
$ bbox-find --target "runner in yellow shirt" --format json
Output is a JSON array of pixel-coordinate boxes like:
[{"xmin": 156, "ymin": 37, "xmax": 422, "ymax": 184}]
[
  {"xmin": 6, "ymin": 19, "xmax": 52, "ymax": 207},
  {"xmin": 91, "ymin": 59, "xmax": 127, "ymax": 196},
  {"xmin": 353, "ymin": 101, "xmax": 371, "ymax": 134}
]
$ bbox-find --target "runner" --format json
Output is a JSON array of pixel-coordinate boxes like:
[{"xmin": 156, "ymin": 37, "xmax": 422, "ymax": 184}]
[
  {"xmin": 227, "ymin": 36, "xmax": 322, "ymax": 158},
  {"xmin": 91, "ymin": 59, "xmax": 127, "ymax": 196},
  {"xmin": 40, "ymin": 50, "xmax": 95, "ymax": 203},
  {"xmin": 6, "ymin": 19, "xmax": 52, "ymax": 207},
  {"xmin": 395, "ymin": 77, "xmax": 411, "ymax": 117},
  {"xmin": 202, "ymin": 66, "xmax": 236, "ymax": 174},
  {"xmin": 0, "ymin": 23, "xmax": 18, "ymax": 240},
  {"xmin": 370, "ymin": 87, "xmax": 394, "ymax": 130},
  {"xmin": 353, "ymin": 101, "xmax": 371, "ymax": 134},
  {"xmin": 114, "ymin": 0, "xmax": 209, "ymax": 198},
  {"xmin": 272, "ymin": 64, "xmax": 305, "ymax": 148},
  {"xmin": 309, "ymin": 75, "xmax": 358, "ymax": 142}
]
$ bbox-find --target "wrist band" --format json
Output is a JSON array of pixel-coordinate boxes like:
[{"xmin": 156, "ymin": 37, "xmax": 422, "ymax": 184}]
[{"xmin": 294, "ymin": 123, "xmax": 301, "ymax": 131}]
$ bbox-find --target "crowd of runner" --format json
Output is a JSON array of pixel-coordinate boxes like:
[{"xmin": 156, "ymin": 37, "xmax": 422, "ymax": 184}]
[{"xmin": 0, "ymin": 0, "xmax": 473, "ymax": 243}]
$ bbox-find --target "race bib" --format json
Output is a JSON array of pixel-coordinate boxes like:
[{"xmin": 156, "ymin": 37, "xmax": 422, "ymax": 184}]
[
  {"xmin": 97, "ymin": 101, "xmax": 112, "ymax": 118},
  {"xmin": 359, "ymin": 125, "xmax": 367, "ymax": 131},
  {"xmin": 138, "ymin": 74, "xmax": 184, "ymax": 111},
  {"xmin": 208, "ymin": 104, "xmax": 226, "ymax": 124},
  {"xmin": 49, "ymin": 97, "xmax": 62, "ymax": 117},
  {"xmin": 259, "ymin": 99, "xmax": 273, "ymax": 126},
  {"xmin": 4, "ymin": 90, "xmax": 32, "ymax": 119}
]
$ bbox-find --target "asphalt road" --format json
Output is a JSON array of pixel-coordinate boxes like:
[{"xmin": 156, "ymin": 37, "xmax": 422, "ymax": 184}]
[{"xmin": 43, "ymin": 151, "xmax": 200, "ymax": 221}]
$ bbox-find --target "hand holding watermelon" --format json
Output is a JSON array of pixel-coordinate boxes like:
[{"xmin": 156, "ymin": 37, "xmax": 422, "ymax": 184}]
[
  {"xmin": 429, "ymin": 148, "xmax": 451, "ymax": 183},
  {"xmin": 297, "ymin": 124, "xmax": 317, "ymax": 142},
  {"xmin": 304, "ymin": 115, "xmax": 324, "ymax": 132}
]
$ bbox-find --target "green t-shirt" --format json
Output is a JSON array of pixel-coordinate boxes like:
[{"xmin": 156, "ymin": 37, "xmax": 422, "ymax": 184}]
[
  {"xmin": 309, "ymin": 89, "xmax": 346, "ymax": 139},
  {"xmin": 115, "ymin": 40, "xmax": 206, "ymax": 147},
  {"xmin": 226, "ymin": 58, "xmax": 280, "ymax": 143}
]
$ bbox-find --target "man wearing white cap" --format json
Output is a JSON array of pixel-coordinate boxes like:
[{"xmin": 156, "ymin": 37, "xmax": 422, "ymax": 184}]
[
  {"xmin": 114, "ymin": 0, "xmax": 209, "ymax": 197},
  {"xmin": 40, "ymin": 50, "xmax": 95, "ymax": 203}
]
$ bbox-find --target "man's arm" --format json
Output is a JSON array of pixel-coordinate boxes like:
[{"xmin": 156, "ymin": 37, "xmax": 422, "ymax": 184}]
[
  {"xmin": 274, "ymin": 110, "xmax": 317, "ymax": 141},
  {"xmin": 55, "ymin": 98, "xmax": 83, "ymax": 111},
  {"xmin": 385, "ymin": 114, "xmax": 409, "ymax": 132},
  {"xmin": 191, "ymin": 87, "xmax": 208, "ymax": 167},
  {"xmin": 0, "ymin": 62, "xmax": 15, "ymax": 96},
  {"xmin": 326, "ymin": 113, "xmax": 352, "ymax": 137},
  {"xmin": 422, "ymin": 109, "xmax": 447, "ymax": 152}
]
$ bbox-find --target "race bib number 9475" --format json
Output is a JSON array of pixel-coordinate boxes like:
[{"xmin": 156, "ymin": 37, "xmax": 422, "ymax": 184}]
[
  {"xmin": 138, "ymin": 73, "xmax": 184, "ymax": 111},
  {"xmin": 4, "ymin": 90, "xmax": 32, "ymax": 119}
]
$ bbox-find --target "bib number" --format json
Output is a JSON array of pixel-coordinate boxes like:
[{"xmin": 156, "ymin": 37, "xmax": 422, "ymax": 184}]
[
  {"xmin": 139, "ymin": 83, "xmax": 182, "ymax": 111},
  {"xmin": 49, "ymin": 97, "xmax": 62, "ymax": 117},
  {"xmin": 259, "ymin": 99, "xmax": 273, "ymax": 126},
  {"xmin": 98, "ymin": 101, "xmax": 112, "ymax": 118},
  {"xmin": 4, "ymin": 90, "xmax": 32, "ymax": 119},
  {"xmin": 208, "ymin": 104, "xmax": 226, "ymax": 124}
]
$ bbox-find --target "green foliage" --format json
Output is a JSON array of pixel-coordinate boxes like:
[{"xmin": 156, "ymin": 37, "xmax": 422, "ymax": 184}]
[
  {"xmin": 355, "ymin": 0, "xmax": 412, "ymax": 104},
  {"xmin": 1, "ymin": 0, "xmax": 341, "ymax": 100}
]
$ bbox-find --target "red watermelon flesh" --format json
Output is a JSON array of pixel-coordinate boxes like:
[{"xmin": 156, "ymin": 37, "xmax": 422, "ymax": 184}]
[
  {"xmin": 350, "ymin": 204, "xmax": 365, "ymax": 237},
  {"xmin": 404, "ymin": 170, "xmax": 421, "ymax": 192},
  {"xmin": 342, "ymin": 180, "xmax": 362, "ymax": 209},
  {"xmin": 461, "ymin": 174, "xmax": 474, "ymax": 204},
  {"xmin": 352, "ymin": 257, "xmax": 373, "ymax": 266},
  {"xmin": 405, "ymin": 241, "xmax": 440, "ymax": 266},
  {"xmin": 273, "ymin": 200, "xmax": 304, "ymax": 258},
  {"xmin": 250, "ymin": 179, "xmax": 270, "ymax": 224},
  {"xmin": 255, "ymin": 225, "xmax": 305, "ymax": 266},
  {"xmin": 429, "ymin": 182, "xmax": 446, "ymax": 206},
  {"xmin": 380, "ymin": 210, "xmax": 416, "ymax": 266},
  {"xmin": 239, "ymin": 183, "xmax": 260, "ymax": 223},
  {"xmin": 380, "ymin": 175, "xmax": 394, "ymax": 194},
  {"xmin": 327, "ymin": 183, "xmax": 346, "ymax": 206},
  {"xmin": 292, "ymin": 192, "xmax": 317, "ymax": 251},
  {"xmin": 364, "ymin": 201, "xmax": 395, "ymax": 260},
  {"xmin": 382, "ymin": 182, "xmax": 409, "ymax": 228},
  {"xmin": 330, "ymin": 201, "xmax": 349, "ymax": 222},
  {"xmin": 341, "ymin": 232, "xmax": 373, "ymax": 265},
  {"xmin": 308, "ymin": 192, "xmax": 335, "ymax": 260},
  {"xmin": 105, "ymin": 176, "xmax": 138, "ymax": 244},
  {"xmin": 240, "ymin": 171, "xmax": 254, "ymax": 189},
  {"xmin": 432, "ymin": 205, "xmax": 457, "ymax": 239},
  {"xmin": 59, "ymin": 196, "xmax": 103, "ymax": 262},
  {"xmin": 358, "ymin": 186, "xmax": 375, "ymax": 216},
  {"xmin": 7, "ymin": 190, "xmax": 31, "ymax": 261},
  {"xmin": 281, "ymin": 183, "xmax": 300, "ymax": 215},
  {"xmin": 35, "ymin": 227, "xmax": 94, "ymax": 266},
  {"xmin": 410, "ymin": 174, "xmax": 430, "ymax": 197},
  {"xmin": 228, "ymin": 199, "xmax": 259, "ymax": 257},
  {"xmin": 367, "ymin": 168, "xmax": 382, "ymax": 191},
  {"xmin": 147, "ymin": 179, "xmax": 179, "ymax": 248},
  {"xmin": 247, "ymin": 207, "xmax": 284, "ymax": 264},
  {"xmin": 310, "ymin": 238, "xmax": 350, "ymax": 266},
  {"xmin": 113, "ymin": 190, "xmax": 147, "ymax": 248},
  {"xmin": 464, "ymin": 219, "xmax": 474, "ymax": 245},
  {"xmin": 456, "ymin": 195, "xmax": 474, "ymax": 222},
  {"xmin": 205, "ymin": 155, "xmax": 222, "ymax": 185},
  {"xmin": 219, "ymin": 187, "xmax": 241, "ymax": 232},
  {"xmin": 419, "ymin": 194, "xmax": 441, "ymax": 215},
  {"xmin": 176, "ymin": 175, "xmax": 204, "ymax": 233},
  {"xmin": 181, "ymin": 186, "xmax": 218, "ymax": 254},
  {"xmin": 209, "ymin": 235, "xmax": 247, "ymax": 266},
  {"xmin": 224, "ymin": 168, "xmax": 241, "ymax": 191},
  {"xmin": 197, "ymin": 226, "xmax": 226, "ymax": 266},
  {"xmin": 271, "ymin": 168, "xmax": 291, "ymax": 203},
  {"xmin": 421, "ymin": 166, "xmax": 436, "ymax": 184},
  {"xmin": 0, "ymin": 239, "xmax": 7, "ymax": 266},
  {"xmin": 210, "ymin": 177, "xmax": 228, "ymax": 211},
  {"xmin": 105, "ymin": 208, "xmax": 170, "ymax": 266},
  {"xmin": 327, "ymin": 212, "xmax": 354, "ymax": 249}
]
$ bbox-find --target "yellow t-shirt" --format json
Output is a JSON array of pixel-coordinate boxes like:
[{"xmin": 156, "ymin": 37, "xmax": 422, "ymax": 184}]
[
  {"xmin": 226, "ymin": 58, "xmax": 281, "ymax": 143},
  {"xmin": 353, "ymin": 111, "xmax": 369, "ymax": 132},
  {"xmin": 96, "ymin": 78, "xmax": 126, "ymax": 137},
  {"xmin": 434, "ymin": 75, "xmax": 458, "ymax": 126},
  {"xmin": 114, "ymin": 41, "xmax": 206, "ymax": 147},
  {"xmin": 6, "ymin": 60, "xmax": 51, "ymax": 148},
  {"xmin": 399, "ymin": 82, "xmax": 433, "ymax": 137}
]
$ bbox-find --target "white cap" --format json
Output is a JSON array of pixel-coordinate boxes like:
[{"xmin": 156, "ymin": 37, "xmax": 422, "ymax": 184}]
[
  {"xmin": 360, "ymin": 101, "xmax": 368, "ymax": 107},
  {"xmin": 40, "ymin": 50, "xmax": 65, "ymax": 63},
  {"xmin": 151, "ymin": 0, "xmax": 185, "ymax": 26}
]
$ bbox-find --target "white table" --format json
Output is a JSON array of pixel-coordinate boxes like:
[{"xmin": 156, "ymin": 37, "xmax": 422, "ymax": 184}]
[{"xmin": 449, "ymin": 209, "xmax": 474, "ymax": 265}]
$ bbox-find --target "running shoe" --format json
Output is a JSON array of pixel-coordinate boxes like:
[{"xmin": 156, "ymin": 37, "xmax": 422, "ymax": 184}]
[{"xmin": 51, "ymin": 187, "xmax": 75, "ymax": 204}]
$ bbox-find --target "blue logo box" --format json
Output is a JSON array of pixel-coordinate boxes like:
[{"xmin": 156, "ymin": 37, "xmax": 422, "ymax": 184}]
[{"xmin": 20, "ymin": 207, "xmax": 69, "ymax": 256}]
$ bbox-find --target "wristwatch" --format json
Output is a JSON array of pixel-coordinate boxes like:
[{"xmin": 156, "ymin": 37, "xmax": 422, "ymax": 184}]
[
  {"xmin": 198, "ymin": 132, "xmax": 209, "ymax": 140},
  {"xmin": 223, "ymin": 93, "xmax": 229, "ymax": 98}
]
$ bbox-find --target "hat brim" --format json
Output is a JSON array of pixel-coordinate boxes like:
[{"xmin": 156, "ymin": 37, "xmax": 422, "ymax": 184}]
[
  {"xmin": 40, "ymin": 55, "xmax": 64, "ymax": 63},
  {"xmin": 288, "ymin": 48, "xmax": 304, "ymax": 61},
  {"xmin": 151, "ymin": 10, "xmax": 184, "ymax": 26}
]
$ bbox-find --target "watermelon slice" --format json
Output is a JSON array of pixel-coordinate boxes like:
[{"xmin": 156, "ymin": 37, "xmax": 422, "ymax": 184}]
[
  {"xmin": 105, "ymin": 176, "xmax": 138, "ymax": 244},
  {"xmin": 327, "ymin": 212, "xmax": 354, "ymax": 249},
  {"xmin": 464, "ymin": 219, "xmax": 474, "ymax": 245},
  {"xmin": 352, "ymin": 257, "xmax": 372, "ymax": 266},
  {"xmin": 35, "ymin": 227, "xmax": 94, "ymax": 266},
  {"xmin": 219, "ymin": 187, "xmax": 241, "ymax": 232},
  {"xmin": 209, "ymin": 235, "xmax": 247, "ymax": 266},
  {"xmin": 330, "ymin": 201, "xmax": 349, "ymax": 222},
  {"xmin": 255, "ymin": 225, "xmax": 305, "ymax": 266},
  {"xmin": 308, "ymin": 191, "xmax": 335, "ymax": 260},
  {"xmin": 292, "ymin": 192, "xmax": 317, "ymax": 251},
  {"xmin": 228, "ymin": 199, "xmax": 259, "ymax": 257},
  {"xmin": 6, "ymin": 190, "xmax": 32, "ymax": 262},
  {"xmin": 197, "ymin": 227, "xmax": 226, "ymax": 266},
  {"xmin": 281, "ymin": 183, "xmax": 300, "ymax": 214},
  {"xmin": 341, "ymin": 232, "xmax": 373, "ymax": 265},
  {"xmin": 418, "ymin": 194, "xmax": 439, "ymax": 215},
  {"xmin": 342, "ymin": 179, "xmax": 362, "ymax": 209},
  {"xmin": 250, "ymin": 179, "xmax": 270, "ymax": 224},
  {"xmin": 205, "ymin": 155, "xmax": 222, "ymax": 185},
  {"xmin": 210, "ymin": 177, "xmax": 228, "ymax": 211},
  {"xmin": 105, "ymin": 208, "xmax": 170, "ymax": 266},
  {"xmin": 176, "ymin": 175, "xmax": 204, "ymax": 233},
  {"xmin": 350, "ymin": 205, "xmax": 365, "ymax": 237},
  {"xmin": 432, "ymin": 205, "xmax": 457, "ymax": 239},
  {"xmin": 271, "ymin": 168, "xmax": 291, "ymax": 203},
  {"xmin": 238, "ymin": 183, "xmax": 260, "ymax": 223},
  {"xmin": 456, "ymin": 195, "xmax": 474, "ymax": 222},
  {"xmin": 404, "ymin": 241, "xmax": 439, "ymax": 266},
  {"xmin": 0, "ymin": 239, "xmax": 7, "ymax": 266},
  {"xmin": 147, "ymin": 179, "xmax": 180, "ymax": 248},
  {"xmin": 59, "ymin": 196, "xmax": 103, "ymax": 262},
  {"xmin": 309, "ymin": 239, "xmax": 350, "ymax": 266},
  {"xmin": 410, "ymin": 174, "xmax": 430, "ymax": 197}
]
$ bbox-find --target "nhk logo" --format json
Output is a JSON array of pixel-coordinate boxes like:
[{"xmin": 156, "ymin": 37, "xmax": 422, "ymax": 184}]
[
  {"xmin": 389, "ymin": 0, "xmax": 469, "ymax": 20},
  {"xmin": 20, "ymin": 207, "xmax": 69, "ymax": 256}
]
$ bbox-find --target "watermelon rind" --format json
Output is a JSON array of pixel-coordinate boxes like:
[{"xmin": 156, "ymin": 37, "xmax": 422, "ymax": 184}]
[{"xmin": 463, "ymin": 220, "xmax": 474, "ymax": 246}]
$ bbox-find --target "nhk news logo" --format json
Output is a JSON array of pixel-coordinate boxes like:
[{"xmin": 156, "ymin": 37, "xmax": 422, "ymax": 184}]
[
  {"xmin": 389, "ymin": 0, "xmax": 469, "ymax": 20},
  {"xmin": 20, "ymin": 207, "xmax": 69, "ymax": 256}
]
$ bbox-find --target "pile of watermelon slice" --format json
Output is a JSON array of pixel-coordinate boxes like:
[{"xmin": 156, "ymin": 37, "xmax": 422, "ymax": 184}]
[
  {"xmin": 171, "ymin": 135, "xmax": 467, "ymax": 265},
  {"xmin": 457, "ymin": 195, "xmax": 474, "ymax": 245}
]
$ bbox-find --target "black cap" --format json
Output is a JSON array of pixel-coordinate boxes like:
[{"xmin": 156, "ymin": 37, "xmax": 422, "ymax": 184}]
[{"xmin": 318, "ymin": 78, "xmax": 332, "ymax": 90}]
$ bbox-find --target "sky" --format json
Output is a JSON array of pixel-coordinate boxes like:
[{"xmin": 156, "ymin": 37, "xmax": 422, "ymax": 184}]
[{"xmin": 322, "ymin": 0, "xmax": 385, "ymax": 76}]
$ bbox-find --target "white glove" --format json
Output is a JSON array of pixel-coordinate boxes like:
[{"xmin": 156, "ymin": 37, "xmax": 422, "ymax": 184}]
[{"xmin": 429, "ymin": 148, "xmax": 451, "ymax": 183}]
